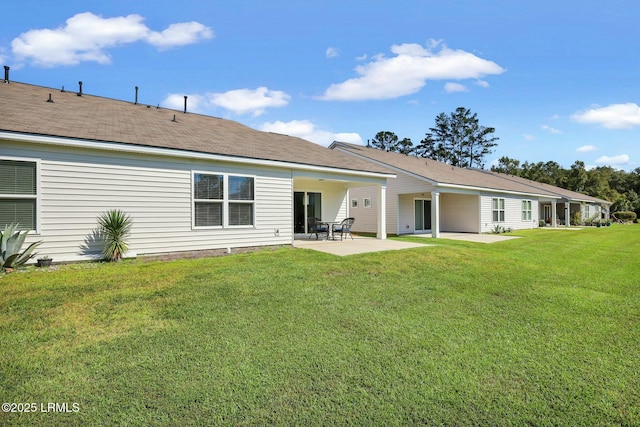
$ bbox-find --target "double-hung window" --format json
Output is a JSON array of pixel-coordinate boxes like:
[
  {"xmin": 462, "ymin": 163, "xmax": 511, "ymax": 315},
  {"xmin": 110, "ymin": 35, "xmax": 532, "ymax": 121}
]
[
  {"xmin": 521, "ymin": 200, "xmax": 532, "ymax": 221},
  {"xmin": 228, "ymin": 176, "xmax": 254, "ymax": 226},
  {"xmin": 193, "ymin": 172, "xmax": 254, "ymax": 228},
  {"xmin": 0, "ymin": 159, "xmax": 38, "ymax": 231},
  {"xmin": 492, "ymin": 198, "xmax": 505, "ymax": 222}
]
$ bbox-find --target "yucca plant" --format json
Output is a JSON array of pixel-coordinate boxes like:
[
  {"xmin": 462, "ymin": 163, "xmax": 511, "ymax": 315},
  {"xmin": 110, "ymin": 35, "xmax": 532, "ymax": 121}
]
[
  {"xmin": 97, "ymin": 209, "xmax": 133, "ymax": 262},
  {"xmin": 0, "ymin": 223, "xmax": 42, "ymax": 271}
]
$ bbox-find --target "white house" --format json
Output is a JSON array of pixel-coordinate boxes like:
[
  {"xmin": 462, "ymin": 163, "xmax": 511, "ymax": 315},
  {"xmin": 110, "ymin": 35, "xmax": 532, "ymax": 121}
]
[
  {"xmin": 0, "ymin": 77, "xmax": 395, "ymax": 262},
  {"xmin": 330, "ymin": 142, "xmax": 610, "ymax": 236}
]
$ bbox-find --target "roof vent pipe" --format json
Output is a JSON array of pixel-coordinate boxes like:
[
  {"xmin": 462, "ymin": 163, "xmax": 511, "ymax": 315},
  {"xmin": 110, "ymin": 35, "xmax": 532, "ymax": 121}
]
[
  {"xmin": 3, "ymin": 66, "xmax": 9, "ymax": 84},
  {"xmin": 184, "ymin": 96, "xmax": 188, "ymax": 113},
  {"xmin": 135, "ymin": 86, "xmax": 139, "ymax": 105},
  {"xmin": 77, "ymin": 81, "xmax": 83, "ymax": 96},
  {"xmin": 47, "ymin": 93, "xmax": 54, "ymax": 103}
]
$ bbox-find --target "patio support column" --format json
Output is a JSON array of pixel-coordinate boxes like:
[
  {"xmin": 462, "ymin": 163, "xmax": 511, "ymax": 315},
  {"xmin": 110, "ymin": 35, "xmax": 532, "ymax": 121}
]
[
  {"xmin": 376, "ymin": 184, "xmax": 387, "ymax": 239},
  {"xmin": 552, "ymin": 202, "xmax": 557, "ymax": 227},
  {"xmin": 565, "ymin": 202, "xmax": 570, "ymax": 227},
  {"xmin": 431, "ymin": 190, "xmax": 440, "ymax": 238}
]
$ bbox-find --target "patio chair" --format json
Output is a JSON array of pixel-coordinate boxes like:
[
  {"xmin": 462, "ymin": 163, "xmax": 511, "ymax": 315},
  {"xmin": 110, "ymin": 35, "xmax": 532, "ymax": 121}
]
[
  {"xmin": 308, "ymin": 217, "xmax": 328, "ymax": 240},
  {"xmin": 332, "ymin": 217, "xmax": 355, "ymax": 240}
]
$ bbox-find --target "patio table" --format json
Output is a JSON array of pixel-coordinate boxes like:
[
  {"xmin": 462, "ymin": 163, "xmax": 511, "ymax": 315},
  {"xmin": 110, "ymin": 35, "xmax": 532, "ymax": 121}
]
[{"xmin": 320, "ymin": 221, "xmax": 340, "ymax": 240}]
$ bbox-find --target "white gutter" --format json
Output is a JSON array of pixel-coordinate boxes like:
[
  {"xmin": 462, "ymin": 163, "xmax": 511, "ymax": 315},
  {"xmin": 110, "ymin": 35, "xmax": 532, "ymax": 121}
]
[{"xmin": 0, "ymin": 131, "xmax": 394, "ymax": 180}]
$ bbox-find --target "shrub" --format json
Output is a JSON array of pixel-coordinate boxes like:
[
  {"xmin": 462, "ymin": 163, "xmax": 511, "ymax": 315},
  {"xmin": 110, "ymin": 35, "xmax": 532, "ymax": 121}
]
[
  {"xmin": 0, "ymin": 223, "xmax": 42, "ymax": 271},
  {"xmin": 97, "ymin": 210, "xmax": 133, "ymax": 262},
  {"xmin": 614, "ymin": 211, "xmax": 637, "ymax": 222},
  {"xmin": 539, "ymin": 220, "xmax": 546, "ymax": 227}
]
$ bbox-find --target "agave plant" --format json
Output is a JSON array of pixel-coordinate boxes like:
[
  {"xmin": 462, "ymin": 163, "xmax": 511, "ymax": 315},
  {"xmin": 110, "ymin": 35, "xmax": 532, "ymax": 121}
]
[
  {"xmin": 97, "ymin": 209, "xmax": 133, "ymax": 262},
  {"xmin": 0, "ymin": 223, "xmax": 42, "ymax": 271}
]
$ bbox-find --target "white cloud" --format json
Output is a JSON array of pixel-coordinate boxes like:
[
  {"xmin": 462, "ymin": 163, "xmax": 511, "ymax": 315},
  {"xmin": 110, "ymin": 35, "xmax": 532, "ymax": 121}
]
[
  {"xmin": 259, "ymin": 120, "xmax": 362, "ymax": 146},
  {"xmin": 541, "ymin": 124, "xmax": 562, "ymax": 134},
  {"xmin": 11, "ymin": 12, "xmax": 213, "ymax": 67},
  {"xmin": 475, "ymin": 80, "xmax": 490, "ymax": 88},
  {"xmin": 577, "ymin": 145, "xmax": 596, "ymax": 153},
  {"xmin": 162, "ymin": 87, "xmax": 289, "ymax": 116},
  {"xmin": 444, "ymin": 82, "xmax": 468, "ymax": 93},
  {"xmin": 595, "ymin": 154, "xmax": 630, "ymax": 166},
  {"xmin": 208, "ymin": 87, "xmax": 290, "ymax": 116},
  {"xmin": 326, "ymin": 47, "xmax": 340, "ymax": 58},
  {"xmin": 162, "ymin": 93, "xmax": 208, "ymax": 114},
  {"xmin": 523, "ymin": 134, "xmax": 536, "ymax": 141},
  {"xmin": 318, "ymin": 40, "xmax": 505, "ymax": 101},
  {"xmin": 571, "ymin": 103, "xmax": 640, "ymax": 129},
  {"xmin": 146, "ymin": 21, "xmax": 214, "ymax": 50}
]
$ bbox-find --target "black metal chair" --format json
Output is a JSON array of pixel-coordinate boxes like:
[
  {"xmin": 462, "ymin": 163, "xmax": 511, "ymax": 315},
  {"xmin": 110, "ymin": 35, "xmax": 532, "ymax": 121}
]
[
  {"xmin": 307, "ymin": 217, "xmax": 328, "ymax": 240},
  {"xmin": 332, "ymin": 217, "xmax": 355, "ymax": 240}
]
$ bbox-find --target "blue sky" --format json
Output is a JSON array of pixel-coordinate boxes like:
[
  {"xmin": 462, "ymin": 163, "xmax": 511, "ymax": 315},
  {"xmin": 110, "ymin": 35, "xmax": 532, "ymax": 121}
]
[{"xmin": 2, "ymin": 0, "xmax": 639, "ymax": 171}]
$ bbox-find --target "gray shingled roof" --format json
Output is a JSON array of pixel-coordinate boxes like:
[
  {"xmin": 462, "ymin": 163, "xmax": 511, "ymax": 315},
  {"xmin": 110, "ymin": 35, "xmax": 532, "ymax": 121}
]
[
  {"xmin": 332, "ymin": 142, "xmax": 608, "ymax": 203},
  {"xmin": 0, "ymin": 81, "xmax": 392, "ymax": 176},
  {"xmin": 482, "ymin": 170, "xmax": 611, "ymax": 204}
]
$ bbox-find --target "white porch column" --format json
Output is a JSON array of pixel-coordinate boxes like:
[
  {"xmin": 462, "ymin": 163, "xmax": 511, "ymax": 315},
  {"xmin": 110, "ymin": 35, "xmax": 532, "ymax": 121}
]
[
  {"xmin": 376, "ymin": 184, "xmax": 387, "ymax": 240},
  {"xmin": 431, "ymin": 190, "xmax": 440, "ymax": 238},
  {"xmin": 565, "ymin": 202, "xmax": 570, "ymax": 227},
  {"xmin": 552, "ymin": 202, "xmax": 557, "ymax": 227}
]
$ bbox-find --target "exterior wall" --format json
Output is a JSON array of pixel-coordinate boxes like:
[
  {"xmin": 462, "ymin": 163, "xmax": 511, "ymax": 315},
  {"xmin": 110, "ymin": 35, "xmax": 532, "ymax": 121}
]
[
  {"xmin": 348, "ymin": 186, "xmax": 379, "ymax": 234},
  {"xmin": 440, "ymin": 193, "xmax": 480, "ymax": 233},
  {"xmin": 349, "ymin": 173, "xmax": 434, "ymax": 235},
  {"xmin": 480, "ymin": 193, "xmax": 539, "ymax": 232},
  {"xmin": 3, "ymin": 141, "xmax": 294, "ymax": 262}
]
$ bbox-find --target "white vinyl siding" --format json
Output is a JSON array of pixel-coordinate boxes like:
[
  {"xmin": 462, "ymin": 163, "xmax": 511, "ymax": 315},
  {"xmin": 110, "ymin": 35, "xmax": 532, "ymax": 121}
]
[
  {"xmin": 481, "ymin": 194, "xmax": 539, "ymax": 232},
  {"xmin": 0, "ymin": 158, "xmax": 39, "ymax": 231},
  {"xmin": 1, "ymin": 141, "xmax": 293, "ymax": 262}
]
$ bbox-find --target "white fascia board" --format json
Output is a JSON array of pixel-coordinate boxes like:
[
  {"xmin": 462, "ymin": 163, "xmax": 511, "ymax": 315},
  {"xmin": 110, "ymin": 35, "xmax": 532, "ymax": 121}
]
[{"xmin": 0, "ymin": 131, "xmax": 393, "ymax": 180}]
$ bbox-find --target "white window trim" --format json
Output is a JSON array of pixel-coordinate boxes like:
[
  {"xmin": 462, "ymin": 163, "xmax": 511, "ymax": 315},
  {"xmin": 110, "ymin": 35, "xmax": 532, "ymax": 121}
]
[
  {"xmin": 363, "ymin": 198, "xmax": 372, "ymax": 208},
  {"xmin": 191, "ymin": 171, "xmax": 256, "ymax": 229},
  {"xmin": 492, "ymin": 197, "xmax": 505, "ymax": 223},
  {"xmin": 0, "ymin": 156, "xmax": 41, "ymax": 234},
  {"xmin": 521, "ymin": 200, "xmax": 532, "ymax": 222}
]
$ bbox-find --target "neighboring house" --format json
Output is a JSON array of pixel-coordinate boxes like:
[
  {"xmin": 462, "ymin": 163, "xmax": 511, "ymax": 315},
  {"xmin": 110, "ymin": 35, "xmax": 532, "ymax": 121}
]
[
  {"xmin": 0, "ymin": 77, "xmax": 395, "ymax": 262},
  {"xmin": 487, "ymin": 172, "xmax": 611, "ymax": 226},
  {"xmin": 331, "ymin": 142, "xmax": 610, "ymax": 236}
]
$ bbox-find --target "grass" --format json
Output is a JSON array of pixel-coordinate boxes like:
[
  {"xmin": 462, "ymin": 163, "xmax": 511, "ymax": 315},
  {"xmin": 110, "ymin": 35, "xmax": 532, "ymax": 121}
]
[{"xmin": 1, "ymin": 225, "xmax": 639, "ymax": 426}]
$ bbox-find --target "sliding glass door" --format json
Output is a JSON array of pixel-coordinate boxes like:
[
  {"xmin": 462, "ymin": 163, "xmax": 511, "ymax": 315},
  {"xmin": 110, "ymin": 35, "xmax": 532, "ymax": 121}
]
[
  {"xmin": 414, "ymin": 199, "xmax": 432, "ymax": 232},
  {"xmin": 294, "ymin": 191, "xmax": 322, "ymax": 233}
]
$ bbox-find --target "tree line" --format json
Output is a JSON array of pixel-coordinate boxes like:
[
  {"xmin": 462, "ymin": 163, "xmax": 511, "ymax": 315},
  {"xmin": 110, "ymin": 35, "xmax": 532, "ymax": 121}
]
[{"xmin": 366, "ymin": 106, "xmax": 640, "ymax": 216}]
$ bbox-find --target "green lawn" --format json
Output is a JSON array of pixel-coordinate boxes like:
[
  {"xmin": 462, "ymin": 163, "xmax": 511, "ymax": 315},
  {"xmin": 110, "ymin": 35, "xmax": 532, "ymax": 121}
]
[{"xmin": 1, "ymin": 226, "xmax": 638, "ymax": 426}]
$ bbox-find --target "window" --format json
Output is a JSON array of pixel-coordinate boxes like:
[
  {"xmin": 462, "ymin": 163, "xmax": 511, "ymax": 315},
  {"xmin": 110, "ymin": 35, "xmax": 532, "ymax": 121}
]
[
  {"xmin": 363, "ymin": 198, "xmax": 372, "ymax": 208},
  {"xmin": 351, "ymin": 199, "xmax": 358, "ymax": 208},
  {"xmin": 193, "ymin": 173, "xmax": 254, "ymax": 227},
  {"xmin": 521, "ymin": 200, "xmax": 532, "ymax": 221},
  {"xmin": 492, "ymin": 198, "xmax": 505, "ymax": 222},
  {"xmin": 0, "ymin": 159, "xmax": 38, "ymax": 231}
]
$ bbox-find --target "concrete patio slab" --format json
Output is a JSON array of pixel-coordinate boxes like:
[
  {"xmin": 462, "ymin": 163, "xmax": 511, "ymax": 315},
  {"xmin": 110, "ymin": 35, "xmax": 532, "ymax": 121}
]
[{"xmin": 293, "ymin": 236, "xmax": 432, "ymax": 256}]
